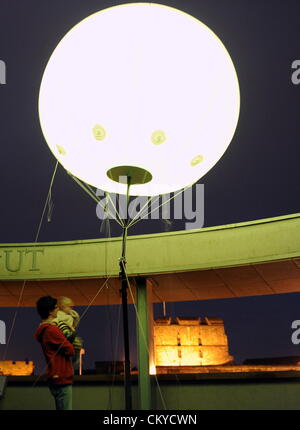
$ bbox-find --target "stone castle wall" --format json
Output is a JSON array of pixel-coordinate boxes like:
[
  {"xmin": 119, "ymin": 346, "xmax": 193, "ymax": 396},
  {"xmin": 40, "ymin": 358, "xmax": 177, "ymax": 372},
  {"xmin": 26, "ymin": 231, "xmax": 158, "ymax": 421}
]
[
  {"xmin": 0, "ymin": 361, "xmax": 34, "ymax": 376},
  {"xmin": 154, "ymin": 317, "xmax": 233, "ymax": 366}
]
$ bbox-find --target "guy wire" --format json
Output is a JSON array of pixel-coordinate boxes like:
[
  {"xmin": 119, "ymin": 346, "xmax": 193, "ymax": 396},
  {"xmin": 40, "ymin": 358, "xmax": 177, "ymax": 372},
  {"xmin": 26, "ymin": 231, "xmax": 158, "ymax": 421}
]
[{"xmin": 2, "ymin": 160, "xmax": 59, "ymax": 361}]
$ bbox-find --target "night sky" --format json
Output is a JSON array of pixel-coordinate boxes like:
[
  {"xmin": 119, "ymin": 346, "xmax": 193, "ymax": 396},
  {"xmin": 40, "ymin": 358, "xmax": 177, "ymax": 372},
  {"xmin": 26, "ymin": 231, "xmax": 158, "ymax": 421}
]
[{"xmin": 0, "ymin": 0, "xmax": 300, "ymax": 374}]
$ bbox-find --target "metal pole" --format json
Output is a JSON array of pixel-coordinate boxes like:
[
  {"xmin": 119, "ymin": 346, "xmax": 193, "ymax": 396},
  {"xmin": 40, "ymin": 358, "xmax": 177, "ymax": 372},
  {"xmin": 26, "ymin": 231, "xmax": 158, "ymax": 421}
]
[
  {"xmin": 136, "ymin": 276, "xmax": 152, "ymax": 409},
  {"xmin": 119, "ymin": 177, "xmax": 132, "ymax": 410}
]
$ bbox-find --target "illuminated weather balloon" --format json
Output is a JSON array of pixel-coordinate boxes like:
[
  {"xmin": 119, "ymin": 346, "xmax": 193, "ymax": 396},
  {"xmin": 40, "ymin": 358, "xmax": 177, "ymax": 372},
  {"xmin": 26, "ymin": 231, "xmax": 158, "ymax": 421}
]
[{"xmin": 39, "ymin": 3, "xmax": 240, "ymax": 196}]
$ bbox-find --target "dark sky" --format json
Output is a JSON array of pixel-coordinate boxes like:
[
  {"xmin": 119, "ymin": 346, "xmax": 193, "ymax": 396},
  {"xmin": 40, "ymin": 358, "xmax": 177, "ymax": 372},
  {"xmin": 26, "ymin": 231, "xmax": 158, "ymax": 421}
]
[{"xmin": 0, "ymin": 0, "xmax": 300, "ymax": 373}]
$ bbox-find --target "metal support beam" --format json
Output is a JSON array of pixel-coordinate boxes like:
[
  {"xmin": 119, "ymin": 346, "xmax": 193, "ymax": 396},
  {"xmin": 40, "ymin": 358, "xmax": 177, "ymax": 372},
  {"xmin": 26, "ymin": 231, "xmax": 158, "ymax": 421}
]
[
  {"xmin": 136, "ymin": 276, "xmax": 152, "ymax": 410},
  {"xmin": 119, "ymin": 178, "xmax": 132, "ymax": 410}
]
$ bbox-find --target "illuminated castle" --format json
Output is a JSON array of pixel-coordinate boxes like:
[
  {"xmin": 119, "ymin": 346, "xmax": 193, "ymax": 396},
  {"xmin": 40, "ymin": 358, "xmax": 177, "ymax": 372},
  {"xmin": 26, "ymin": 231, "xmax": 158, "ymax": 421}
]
[
  {"xmin": 153, "ymin": 317, "xmax": 233, "ymax": 368},
  {"xmin": 0, "ymin": 361, "xmax": 34, "ymax": 376}
]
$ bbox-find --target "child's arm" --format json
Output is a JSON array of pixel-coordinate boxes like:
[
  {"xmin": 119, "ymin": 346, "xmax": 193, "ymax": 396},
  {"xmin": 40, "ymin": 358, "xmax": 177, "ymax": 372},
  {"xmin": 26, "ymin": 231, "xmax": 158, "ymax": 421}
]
[{"xmin": 55, "ymin": 320, "xmax": 76, "ymax": 343}]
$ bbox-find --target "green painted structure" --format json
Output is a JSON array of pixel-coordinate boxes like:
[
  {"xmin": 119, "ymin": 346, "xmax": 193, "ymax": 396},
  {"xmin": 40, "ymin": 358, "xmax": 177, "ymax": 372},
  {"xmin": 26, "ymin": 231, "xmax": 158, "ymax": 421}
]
[
  {"xmin": 0, "ymin": 213, "xmax": 299, "ymax": 281},
  {"xmin": 2, "ymin": 374, "xmax": 300, "ymax": 410}
]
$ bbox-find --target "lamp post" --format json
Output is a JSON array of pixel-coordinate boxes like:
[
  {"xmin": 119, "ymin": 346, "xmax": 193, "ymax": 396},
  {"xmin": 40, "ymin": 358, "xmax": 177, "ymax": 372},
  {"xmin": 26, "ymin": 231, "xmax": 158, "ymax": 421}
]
[{"xmin": 38, "ymin": 3, "xmax": 240, "ymax": 410}]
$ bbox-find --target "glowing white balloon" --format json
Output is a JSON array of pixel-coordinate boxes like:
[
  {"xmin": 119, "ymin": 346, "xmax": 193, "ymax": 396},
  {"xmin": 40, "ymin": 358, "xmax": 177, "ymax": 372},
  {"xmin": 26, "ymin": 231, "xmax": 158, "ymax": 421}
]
[{"xmin": 39, "ymin": 3, "xmax": 240, "ymax": 196}]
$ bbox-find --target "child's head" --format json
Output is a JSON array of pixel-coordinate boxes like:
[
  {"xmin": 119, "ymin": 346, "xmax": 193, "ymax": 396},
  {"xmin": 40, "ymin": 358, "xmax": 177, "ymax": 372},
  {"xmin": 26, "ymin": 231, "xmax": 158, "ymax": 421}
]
[{"xmin": 58, "ymin": 296, "xmax": 74, "ymax": 314}]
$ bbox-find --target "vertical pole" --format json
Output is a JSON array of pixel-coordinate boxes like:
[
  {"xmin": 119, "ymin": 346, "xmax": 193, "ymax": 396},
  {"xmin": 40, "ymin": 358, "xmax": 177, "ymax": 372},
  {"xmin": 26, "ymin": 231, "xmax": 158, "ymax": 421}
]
[
  {"xmin": 119, "ymin": 177, "xmax": 132, "ymax": 410},
  {"xmin": 136, "ymin": 276, "xmax": 152, "ymax": 410},
  {"xmin": 120, "ymin": 263, "xmax": 132, "ymax": 410}
]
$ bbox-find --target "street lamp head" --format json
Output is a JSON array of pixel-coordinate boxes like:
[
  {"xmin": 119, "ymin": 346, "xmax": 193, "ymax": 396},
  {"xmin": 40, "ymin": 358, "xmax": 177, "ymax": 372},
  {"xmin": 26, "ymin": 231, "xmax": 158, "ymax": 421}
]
[{"xmin": 39, "ymin": 3, "xmax": 240, "ymax": 196}]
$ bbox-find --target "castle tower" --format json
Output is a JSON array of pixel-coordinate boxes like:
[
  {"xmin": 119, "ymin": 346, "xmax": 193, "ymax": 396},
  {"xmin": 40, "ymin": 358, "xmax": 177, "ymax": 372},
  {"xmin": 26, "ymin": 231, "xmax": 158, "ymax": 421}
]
[{"xmin": 154, "ymin": 317, "xmax": 233, "ymax": 370}]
